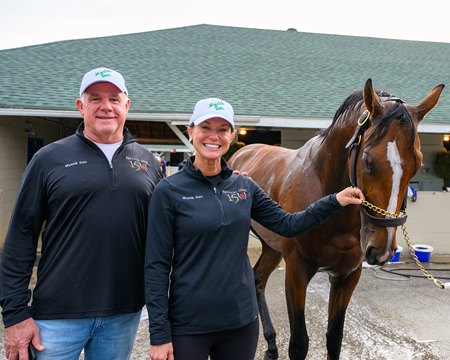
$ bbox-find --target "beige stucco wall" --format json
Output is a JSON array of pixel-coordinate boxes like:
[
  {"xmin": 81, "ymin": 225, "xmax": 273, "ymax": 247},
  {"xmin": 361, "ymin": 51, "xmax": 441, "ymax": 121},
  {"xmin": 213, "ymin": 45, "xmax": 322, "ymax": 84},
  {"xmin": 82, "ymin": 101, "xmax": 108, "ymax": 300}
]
[
  {"xmin": 0, "ymin": 117, "xmax": 28, "ymax": 245},
  {"xmin": 0, "ymin": 116, "xmax": 70, "ymax": 246},
  {"xmin": 397, "ymin": 191, "xmax": 450, "ymax": 255}
]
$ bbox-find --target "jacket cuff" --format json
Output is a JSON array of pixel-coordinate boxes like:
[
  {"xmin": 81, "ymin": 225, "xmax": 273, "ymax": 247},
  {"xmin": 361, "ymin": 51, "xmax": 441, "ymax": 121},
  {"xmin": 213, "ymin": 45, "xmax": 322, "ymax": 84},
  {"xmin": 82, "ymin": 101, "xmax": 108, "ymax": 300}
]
[{"xmin": 2, "ymin": 308, "xmax": 32, "ymax": 328}]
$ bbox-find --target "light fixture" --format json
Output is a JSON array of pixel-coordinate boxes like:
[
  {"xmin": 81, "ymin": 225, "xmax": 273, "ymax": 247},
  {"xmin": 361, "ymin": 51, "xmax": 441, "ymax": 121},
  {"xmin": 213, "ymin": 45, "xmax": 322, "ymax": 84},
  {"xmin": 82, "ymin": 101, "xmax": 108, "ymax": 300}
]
[
  {"xmin": 238, "ymin": 128, "xmax": 247, "ymax": 135},
  {"xmin": 444, "ymin": 135, "xmax": 450, "ymax": 142}
]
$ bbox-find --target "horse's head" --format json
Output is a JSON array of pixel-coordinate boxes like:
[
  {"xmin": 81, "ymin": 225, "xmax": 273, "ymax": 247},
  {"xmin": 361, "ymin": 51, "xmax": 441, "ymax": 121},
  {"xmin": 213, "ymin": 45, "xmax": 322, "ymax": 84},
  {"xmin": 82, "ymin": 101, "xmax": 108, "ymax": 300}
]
[{"xmin": 349, "ymin": 79, "xmax": 444, "ymax": 265}]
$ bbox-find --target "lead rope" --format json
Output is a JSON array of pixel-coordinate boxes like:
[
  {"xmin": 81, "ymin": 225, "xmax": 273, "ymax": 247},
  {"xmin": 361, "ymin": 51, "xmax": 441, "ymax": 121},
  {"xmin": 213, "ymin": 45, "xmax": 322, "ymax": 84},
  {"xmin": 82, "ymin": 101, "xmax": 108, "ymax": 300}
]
[{"xmin": 361, "ymin": 200, "xmax": 449, "ymax": 289}]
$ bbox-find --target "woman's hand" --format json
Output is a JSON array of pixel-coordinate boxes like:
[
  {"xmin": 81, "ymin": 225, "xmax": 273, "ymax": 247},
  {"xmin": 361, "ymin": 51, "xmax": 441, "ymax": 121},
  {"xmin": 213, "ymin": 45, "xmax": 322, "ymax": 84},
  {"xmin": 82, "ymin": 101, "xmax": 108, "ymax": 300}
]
[
  {"xmin": 336, "ymin": 187, "xmax": 365, "ymax": 206},
  {"xmin": 149, "ymin": 343, "xmax": 174, "ymax": 360}
]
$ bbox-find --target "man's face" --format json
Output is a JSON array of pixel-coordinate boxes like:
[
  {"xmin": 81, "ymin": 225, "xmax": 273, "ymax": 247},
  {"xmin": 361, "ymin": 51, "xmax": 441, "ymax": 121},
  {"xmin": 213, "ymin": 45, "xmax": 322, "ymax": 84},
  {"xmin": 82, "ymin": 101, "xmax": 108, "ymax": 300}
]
[{"xmin": 76, "ymin": 82, "xmax": 130, "ymax": 143}]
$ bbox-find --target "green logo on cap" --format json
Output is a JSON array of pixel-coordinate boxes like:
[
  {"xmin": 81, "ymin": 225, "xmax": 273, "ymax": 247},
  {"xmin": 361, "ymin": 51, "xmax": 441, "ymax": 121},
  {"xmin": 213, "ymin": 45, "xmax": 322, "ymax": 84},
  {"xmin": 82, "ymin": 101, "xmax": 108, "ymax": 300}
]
[
  {"xmin": 95, "ymin": 69, "xmax": 112, "ymax": 78},
  {"xmin": 209, "ymin": 101, "xmax": 225, "ymax": 111}
]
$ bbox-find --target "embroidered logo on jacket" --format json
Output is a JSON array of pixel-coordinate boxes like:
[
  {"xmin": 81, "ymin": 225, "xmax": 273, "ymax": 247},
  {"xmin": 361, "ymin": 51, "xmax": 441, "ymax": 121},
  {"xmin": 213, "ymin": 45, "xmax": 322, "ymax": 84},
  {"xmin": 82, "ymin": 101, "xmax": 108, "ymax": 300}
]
[
  {"xmin": 223, "ymin": 190, "xmax": 248, "ymax": 203},
  {"xmin": 127, "ymin": 157, "xmax": 149, "ymax": 172}
]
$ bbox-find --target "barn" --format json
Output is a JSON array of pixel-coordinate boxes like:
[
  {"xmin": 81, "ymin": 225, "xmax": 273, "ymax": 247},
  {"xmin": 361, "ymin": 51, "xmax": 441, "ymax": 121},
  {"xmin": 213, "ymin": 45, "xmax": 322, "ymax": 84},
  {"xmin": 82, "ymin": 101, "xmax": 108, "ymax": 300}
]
[{"xmin": 1, "ymin": 24, "xmax": 450, "ymax": 248}]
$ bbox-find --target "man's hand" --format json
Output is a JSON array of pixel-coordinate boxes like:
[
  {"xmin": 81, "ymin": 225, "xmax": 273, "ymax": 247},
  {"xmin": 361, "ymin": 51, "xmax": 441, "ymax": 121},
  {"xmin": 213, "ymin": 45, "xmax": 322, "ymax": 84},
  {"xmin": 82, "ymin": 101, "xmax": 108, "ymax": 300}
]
[
  {"xmin": 232, "ymin": 170, "xmax": 249, "ymax": 176},
  {"xmin": 4, "ymin": 318, "xmax": 44, "ymax": 359}
]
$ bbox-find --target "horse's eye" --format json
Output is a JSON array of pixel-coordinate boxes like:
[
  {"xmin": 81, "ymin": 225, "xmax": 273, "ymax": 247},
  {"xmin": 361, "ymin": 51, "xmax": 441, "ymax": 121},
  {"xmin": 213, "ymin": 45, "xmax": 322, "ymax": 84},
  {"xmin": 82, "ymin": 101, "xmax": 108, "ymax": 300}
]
[{"xmin": 362, "ymin": 153, "xmax": 374, "ymax": 174}]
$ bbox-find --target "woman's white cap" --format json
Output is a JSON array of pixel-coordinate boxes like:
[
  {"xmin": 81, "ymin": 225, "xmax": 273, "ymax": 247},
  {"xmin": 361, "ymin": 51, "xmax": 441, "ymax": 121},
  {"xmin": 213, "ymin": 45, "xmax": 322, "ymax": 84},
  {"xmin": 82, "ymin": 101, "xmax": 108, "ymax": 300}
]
[
  {"xmin": 189, "ymin": 98, "xmax": 235, "ymax": 129},
  {"xmin": 79, "ymin": 67, "xmax": 128, "ymax": 97}
]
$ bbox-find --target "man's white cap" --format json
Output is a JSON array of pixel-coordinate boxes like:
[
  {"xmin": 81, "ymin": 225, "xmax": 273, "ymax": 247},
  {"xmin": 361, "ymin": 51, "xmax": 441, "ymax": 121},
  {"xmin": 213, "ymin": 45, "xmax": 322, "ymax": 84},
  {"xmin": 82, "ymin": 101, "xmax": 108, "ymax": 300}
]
[
  {"xmin": 189, "ymin": 98, "xmax": 235, "ymax": 130},
  {"xmin": 79, "ymin": 67, "xmax": 128, "ymax": 97}
]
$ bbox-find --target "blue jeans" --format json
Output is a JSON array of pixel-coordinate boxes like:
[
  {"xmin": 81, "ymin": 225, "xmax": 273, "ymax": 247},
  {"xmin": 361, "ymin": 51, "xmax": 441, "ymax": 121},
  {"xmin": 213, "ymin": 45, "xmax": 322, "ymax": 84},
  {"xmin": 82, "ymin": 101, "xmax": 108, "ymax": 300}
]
[{"xmin": 34, "ymin": 310, "xmax": 142, "ymax": 360}]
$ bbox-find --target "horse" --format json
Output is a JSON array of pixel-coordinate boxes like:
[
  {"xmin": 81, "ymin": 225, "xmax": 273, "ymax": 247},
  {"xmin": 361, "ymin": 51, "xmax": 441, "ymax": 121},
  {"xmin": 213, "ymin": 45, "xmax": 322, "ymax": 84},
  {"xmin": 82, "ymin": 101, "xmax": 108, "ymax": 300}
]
[{"xmin": 228, "ymin": 79, "xmax": 444, "ymax": 360}]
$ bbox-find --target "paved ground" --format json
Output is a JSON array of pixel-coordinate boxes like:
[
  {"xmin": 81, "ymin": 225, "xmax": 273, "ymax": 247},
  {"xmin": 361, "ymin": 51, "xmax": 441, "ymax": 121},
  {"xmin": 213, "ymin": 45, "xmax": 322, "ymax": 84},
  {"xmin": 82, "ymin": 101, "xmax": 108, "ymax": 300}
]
[
  {"xmin": 2, "ymin": 244, "xmax": 450, "ymax": 359},
  {"xmin": 128, "ymin": 246, "xmax": 450, "ymax": 360}
]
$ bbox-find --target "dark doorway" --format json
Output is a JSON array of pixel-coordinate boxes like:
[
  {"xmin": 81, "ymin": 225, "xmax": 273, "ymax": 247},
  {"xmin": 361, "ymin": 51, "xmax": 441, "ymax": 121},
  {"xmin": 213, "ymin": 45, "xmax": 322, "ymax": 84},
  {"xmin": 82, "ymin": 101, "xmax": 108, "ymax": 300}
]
[
  {"xmin": 170, "ymin": 152, "xmax": 184, "ymax": 166},
  {"xmin": 237, "ymin": 130, "xmax": 281, "ymax": 146},
  {"xmin": 27, "ymin": 137, "xmax": 44, "ymax": 164}
]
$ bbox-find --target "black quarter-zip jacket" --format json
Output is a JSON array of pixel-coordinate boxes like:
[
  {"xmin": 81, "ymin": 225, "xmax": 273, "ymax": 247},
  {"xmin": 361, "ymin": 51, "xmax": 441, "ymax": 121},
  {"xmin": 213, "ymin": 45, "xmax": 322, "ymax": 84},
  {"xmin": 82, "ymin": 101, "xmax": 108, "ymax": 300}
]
[
  {"xmin": 0, "ymin": 124, "xmax": 162, "ymax": 327},
  {"xmin": 145, "ymin": 156, "xmax": 341, "ymax": 345}
]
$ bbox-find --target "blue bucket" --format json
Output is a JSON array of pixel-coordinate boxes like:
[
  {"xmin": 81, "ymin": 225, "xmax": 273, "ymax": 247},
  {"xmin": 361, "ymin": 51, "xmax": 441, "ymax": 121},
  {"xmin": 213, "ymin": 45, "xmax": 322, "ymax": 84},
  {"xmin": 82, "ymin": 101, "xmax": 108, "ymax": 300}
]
[
  {"xmin": 413, "ymin": 244, "xmax": 433, "ymax": 262},
  {"xmin": 391, "ymin": 245, "xmax": 403, "ymax": 262}
]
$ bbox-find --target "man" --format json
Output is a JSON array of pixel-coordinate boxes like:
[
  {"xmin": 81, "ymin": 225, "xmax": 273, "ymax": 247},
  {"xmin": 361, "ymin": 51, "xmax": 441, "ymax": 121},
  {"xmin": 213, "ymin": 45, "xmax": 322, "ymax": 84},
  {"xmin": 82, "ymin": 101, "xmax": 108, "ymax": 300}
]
[
  {"xmin": 0, "ymin": 67, "xmax": 162, "ymax": 359},
  {"xmin": 160, "ymin": 156, "xmax": 167, "ymax": 177}
]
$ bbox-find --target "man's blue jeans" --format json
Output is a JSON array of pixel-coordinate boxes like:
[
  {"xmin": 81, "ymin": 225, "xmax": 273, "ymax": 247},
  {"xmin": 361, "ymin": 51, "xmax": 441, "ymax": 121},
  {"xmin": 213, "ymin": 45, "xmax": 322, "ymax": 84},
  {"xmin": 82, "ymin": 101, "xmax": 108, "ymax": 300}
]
[{"xmin": 34, "ymin": 310, "xmax": 142, "ymax": 359}]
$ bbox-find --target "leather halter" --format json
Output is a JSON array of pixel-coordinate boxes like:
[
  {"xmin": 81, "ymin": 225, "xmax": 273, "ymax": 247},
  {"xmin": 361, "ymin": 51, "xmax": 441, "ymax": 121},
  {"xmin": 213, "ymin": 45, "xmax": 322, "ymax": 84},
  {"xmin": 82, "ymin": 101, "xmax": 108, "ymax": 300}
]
[{"xmin": 345, "ymin": 110, "xmax": 408, "ymax": 228}]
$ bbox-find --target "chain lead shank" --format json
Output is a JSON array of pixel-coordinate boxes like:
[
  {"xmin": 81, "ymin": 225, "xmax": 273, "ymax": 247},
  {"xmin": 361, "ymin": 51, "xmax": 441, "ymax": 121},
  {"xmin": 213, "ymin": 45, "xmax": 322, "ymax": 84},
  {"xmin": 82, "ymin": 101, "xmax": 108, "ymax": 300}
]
[{"xmin": 361, "ymin": 200, "xmax": 445, "ymax": 289}]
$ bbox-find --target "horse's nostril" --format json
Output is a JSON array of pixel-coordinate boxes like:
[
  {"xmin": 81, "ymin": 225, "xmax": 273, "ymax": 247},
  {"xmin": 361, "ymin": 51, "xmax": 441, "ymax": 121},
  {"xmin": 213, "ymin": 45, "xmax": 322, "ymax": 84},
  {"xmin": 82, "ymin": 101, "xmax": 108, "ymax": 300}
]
[{"xmin": 365, "ymin": 246, "xmax": 378, "ymax": 265}]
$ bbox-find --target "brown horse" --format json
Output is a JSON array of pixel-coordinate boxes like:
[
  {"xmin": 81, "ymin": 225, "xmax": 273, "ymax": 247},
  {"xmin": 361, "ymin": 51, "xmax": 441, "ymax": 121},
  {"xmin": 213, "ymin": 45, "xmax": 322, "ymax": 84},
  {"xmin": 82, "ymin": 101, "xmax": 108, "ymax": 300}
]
[{"xmin": 229, "ymin": 79, "xmax": 444, "ymax": 360}]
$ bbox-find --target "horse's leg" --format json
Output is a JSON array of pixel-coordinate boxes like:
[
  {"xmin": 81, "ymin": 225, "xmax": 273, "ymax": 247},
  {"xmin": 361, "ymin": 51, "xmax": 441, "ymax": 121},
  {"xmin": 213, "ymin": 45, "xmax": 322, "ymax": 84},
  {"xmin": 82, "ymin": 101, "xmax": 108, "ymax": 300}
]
[
  {"xmin": 253, "ymin": 241, "xmax": 283, "ymax": 360},
  {"xmin": 284, "ymin": 248, "xmax": 317, "ymax": 360},
  {"xmin": 326, "ymin": 266, "xmax": 362, "ymax": 360}
]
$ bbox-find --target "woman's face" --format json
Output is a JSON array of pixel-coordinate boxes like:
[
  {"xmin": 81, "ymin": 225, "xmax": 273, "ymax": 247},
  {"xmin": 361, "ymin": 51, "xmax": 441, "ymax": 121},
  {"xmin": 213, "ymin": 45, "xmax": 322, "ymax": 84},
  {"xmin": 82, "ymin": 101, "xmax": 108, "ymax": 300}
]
[{"xmin": 188, "ymin": 118, "xmax": 235, "ymax": 161}]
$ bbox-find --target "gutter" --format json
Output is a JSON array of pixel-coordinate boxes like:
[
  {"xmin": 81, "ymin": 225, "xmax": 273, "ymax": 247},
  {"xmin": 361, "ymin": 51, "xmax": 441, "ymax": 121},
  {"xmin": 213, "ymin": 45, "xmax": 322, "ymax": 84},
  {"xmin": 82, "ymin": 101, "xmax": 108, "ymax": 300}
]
[{"xmin": 0, "ymin": 108, "xmax": 449, "ymax": 134}]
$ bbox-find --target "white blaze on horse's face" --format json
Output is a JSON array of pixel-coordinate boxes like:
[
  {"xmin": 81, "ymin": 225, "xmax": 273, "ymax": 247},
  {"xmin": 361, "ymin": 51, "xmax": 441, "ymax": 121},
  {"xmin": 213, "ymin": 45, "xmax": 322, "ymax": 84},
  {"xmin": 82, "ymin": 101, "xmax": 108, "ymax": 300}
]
[{"xmin": 386, "ymin": 141, "xmax": 403, "ymax": 245}]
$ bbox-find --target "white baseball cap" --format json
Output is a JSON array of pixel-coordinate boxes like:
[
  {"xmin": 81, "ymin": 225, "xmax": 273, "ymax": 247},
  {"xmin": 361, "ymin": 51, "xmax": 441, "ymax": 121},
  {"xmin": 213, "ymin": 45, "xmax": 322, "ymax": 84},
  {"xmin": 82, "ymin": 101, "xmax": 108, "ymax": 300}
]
[
  {"xmin": 79, "ymin": 67, "xmax": 128, "ymax": 97},
  {"xmin": 189, "ymin": 98, "xmax": 235, "ymax": 130}
]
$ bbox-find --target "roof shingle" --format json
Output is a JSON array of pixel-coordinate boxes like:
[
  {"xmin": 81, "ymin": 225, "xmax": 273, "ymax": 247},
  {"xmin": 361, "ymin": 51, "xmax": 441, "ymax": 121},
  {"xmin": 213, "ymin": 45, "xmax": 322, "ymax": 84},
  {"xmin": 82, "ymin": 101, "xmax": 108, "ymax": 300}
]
[{"xmin": 1, "ymin": 24, "xmax": 449, "ymax": 124}]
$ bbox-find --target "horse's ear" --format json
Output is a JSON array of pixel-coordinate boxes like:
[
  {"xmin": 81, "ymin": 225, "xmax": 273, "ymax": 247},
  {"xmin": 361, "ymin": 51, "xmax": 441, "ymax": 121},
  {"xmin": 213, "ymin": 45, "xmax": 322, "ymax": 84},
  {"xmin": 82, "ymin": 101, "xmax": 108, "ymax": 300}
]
[
  {"xmin": 416, "ymin": 84, "xmax": 445, "ymax": 121},
  {"xmin": 363, "ymin": 79, "xmax": 383, "ymax": 116}
]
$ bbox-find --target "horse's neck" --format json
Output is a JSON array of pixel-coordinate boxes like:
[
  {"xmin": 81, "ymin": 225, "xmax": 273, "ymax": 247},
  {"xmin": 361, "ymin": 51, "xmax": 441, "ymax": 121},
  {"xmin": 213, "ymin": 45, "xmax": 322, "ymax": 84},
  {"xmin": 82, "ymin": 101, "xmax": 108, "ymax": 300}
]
[{"xmin": 315, "ymin": 122, "xmax": 357, "ymax": 191}]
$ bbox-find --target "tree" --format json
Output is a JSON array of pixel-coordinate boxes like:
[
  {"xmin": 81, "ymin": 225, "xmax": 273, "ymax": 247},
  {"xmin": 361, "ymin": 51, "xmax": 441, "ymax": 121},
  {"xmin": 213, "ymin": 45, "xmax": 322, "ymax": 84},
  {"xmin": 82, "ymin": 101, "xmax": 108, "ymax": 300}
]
[{"xmin": 434, "ymin": 150, "xmax": 450, "ymax": 185}]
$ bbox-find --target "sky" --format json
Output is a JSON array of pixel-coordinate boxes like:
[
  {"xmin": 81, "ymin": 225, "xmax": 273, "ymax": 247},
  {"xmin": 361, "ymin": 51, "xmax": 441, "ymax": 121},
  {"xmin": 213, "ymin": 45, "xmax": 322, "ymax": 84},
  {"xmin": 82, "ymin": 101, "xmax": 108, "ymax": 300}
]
[{"xmin": 1, "ymin": 0, "xmax": 449, "ymax": 50}]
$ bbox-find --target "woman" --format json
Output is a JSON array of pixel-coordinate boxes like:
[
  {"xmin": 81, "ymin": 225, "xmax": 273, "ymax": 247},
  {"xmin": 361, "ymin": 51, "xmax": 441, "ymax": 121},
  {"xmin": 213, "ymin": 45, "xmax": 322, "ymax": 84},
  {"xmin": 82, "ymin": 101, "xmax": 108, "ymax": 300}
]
[{"xmin": 145, "ymin": 98, "xmax": 363, "ymax": 360}]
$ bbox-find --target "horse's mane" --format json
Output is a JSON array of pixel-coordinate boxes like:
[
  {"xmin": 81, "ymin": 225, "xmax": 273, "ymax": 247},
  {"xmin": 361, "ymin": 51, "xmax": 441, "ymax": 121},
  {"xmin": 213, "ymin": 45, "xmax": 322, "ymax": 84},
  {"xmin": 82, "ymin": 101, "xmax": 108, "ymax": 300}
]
[
  {"xmin": 318, "ymin": 90, "xmax": 364, "ymax": 139},
  {"xmin": 318, "ymin": 90, "xmax": 416, "ymax": 146}
]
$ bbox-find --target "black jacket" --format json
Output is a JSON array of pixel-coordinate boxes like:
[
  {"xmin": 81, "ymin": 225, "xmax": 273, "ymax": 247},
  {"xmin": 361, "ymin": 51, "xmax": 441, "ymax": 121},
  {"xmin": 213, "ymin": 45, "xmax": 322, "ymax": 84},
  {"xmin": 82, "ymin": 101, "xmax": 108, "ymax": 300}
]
[
  {"xmin": 145, "ymin": 156, "xmax": 341, "ymax": 345},
  {"xmin": 0, "ymin": 124, "xmax": 162, "ymax": 327}
]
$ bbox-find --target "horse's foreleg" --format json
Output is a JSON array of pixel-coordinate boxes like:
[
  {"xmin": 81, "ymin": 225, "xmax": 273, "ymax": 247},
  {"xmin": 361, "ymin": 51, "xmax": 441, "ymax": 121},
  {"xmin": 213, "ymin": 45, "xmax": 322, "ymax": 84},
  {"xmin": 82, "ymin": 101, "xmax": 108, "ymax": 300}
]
[
  {"xmin": 254, "ymin": 242, "xmax": 283, "ymax": 360},
  {"xmin": 326, "ymin": 266, "xmax": 362, "ymax": 360},
  {"xmin": 284, "ymin": 249, "xmax": 317, "ymax": 360}
]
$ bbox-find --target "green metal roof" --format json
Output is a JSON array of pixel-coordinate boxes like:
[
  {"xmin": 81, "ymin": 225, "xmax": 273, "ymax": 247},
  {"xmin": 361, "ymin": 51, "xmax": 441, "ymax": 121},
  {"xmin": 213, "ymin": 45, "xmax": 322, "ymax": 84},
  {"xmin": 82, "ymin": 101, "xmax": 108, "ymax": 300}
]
[{"xmin": 1, "ymin": 24, "xmax": 449, "ymax": 125}]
